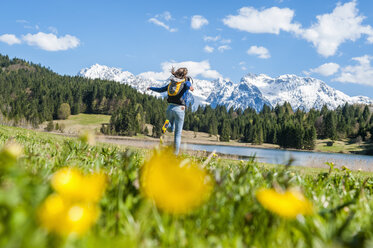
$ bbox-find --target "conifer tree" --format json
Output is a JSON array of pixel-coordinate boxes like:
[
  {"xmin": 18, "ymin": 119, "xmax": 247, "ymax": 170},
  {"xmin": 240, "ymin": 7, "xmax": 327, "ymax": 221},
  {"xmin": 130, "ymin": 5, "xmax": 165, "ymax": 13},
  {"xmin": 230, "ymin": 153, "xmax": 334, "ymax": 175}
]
[{"xmin": 220, "ymin": 119, "xmax": 231, "ymax": 142}]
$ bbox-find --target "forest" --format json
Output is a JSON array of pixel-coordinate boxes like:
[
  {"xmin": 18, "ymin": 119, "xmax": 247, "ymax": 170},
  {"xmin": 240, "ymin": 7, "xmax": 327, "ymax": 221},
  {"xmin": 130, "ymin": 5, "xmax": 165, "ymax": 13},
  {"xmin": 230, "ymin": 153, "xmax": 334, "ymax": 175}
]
[{"xmin": 1, "ymin": 54, "xmax": 372, "ymax": 150}]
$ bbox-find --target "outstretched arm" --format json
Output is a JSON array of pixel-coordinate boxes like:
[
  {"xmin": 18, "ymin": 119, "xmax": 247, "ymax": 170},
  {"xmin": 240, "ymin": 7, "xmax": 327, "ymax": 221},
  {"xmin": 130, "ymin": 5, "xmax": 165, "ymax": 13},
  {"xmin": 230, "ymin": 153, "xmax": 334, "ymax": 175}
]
[
  {"xmin": 185, "ymin": 81, "xmax": 194, "ymax": 92},
  {"xmin": 147, "ymin": 84, "xmax": 168, "ymax": 93}
]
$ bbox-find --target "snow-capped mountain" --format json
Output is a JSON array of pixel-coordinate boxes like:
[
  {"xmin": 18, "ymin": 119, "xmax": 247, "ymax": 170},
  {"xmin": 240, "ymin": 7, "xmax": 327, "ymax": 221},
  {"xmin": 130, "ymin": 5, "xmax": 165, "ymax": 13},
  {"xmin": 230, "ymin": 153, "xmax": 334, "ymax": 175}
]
[
  {"xmin": 239, "ymin": 73, "xmax": 373, "ymax": 110},
  {"xmin": 78, "ymin": 64, "xmax": 227, "ymax": 110},
  {"xmin": 207, "ymin": 78, "xmax": 271, "ymax": 112},
  {"xmin": 78, "ymin": 64, "xmax": 373, "ymax": 111}
]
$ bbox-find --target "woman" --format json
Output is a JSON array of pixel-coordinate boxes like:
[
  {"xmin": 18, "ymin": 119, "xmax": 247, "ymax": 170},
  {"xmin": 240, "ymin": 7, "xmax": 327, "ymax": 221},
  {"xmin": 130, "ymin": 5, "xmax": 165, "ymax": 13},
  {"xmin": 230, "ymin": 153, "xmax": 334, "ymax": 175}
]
[{"xmin": 147, "ymin": 67, "xmax": 194, "ymax": 154}]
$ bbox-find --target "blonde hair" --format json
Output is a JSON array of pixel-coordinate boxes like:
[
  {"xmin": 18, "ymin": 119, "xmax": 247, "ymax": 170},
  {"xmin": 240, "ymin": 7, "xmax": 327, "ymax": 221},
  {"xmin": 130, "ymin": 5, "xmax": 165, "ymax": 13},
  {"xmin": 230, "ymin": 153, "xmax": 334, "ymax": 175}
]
[{"xmin": 171, "ymin": 67, "xmax": 188, "ymax": 79}]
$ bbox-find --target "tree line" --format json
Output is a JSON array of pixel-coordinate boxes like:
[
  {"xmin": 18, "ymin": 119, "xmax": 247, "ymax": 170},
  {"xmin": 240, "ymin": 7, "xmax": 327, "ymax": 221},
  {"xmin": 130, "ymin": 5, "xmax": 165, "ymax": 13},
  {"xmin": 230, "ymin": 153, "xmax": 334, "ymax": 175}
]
[
  {"xmin": 1, "ymin": 54, "xmax": 372, "ymax": 150},
  {"xmin": 0, "ymin": 54, "xmax": 167, "ymax": 135},
  {"xmin": 183, "ymin": 102, "xmax": 372, "ymax": 150}
]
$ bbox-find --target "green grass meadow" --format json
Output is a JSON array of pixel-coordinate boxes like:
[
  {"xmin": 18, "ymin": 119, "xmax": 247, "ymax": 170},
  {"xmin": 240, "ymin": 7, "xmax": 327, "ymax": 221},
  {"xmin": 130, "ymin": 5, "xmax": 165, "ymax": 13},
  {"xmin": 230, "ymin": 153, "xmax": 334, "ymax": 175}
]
[
  {"xmin": 45, "ymin": 114, "xmax": 111, "ymax": 134},
  {"xmin": 316, "ymin": 139, "xmax": 369, "ymax": 154},
  {"xmin": 1, "ymin": 125, "xmax": 373, "ymax": 247}
]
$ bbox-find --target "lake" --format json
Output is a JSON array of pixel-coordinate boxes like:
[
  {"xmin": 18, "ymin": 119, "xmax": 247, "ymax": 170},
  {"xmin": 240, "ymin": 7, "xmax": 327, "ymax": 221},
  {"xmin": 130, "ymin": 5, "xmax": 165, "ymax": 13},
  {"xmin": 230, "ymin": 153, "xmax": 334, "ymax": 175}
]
[
  {"xmin": 101, "ymin": 137, "xmax": 373, "ymax": 171},
  {"xmin": 184, "ymin": 143, "xmax": 373, "ymax": 171}
]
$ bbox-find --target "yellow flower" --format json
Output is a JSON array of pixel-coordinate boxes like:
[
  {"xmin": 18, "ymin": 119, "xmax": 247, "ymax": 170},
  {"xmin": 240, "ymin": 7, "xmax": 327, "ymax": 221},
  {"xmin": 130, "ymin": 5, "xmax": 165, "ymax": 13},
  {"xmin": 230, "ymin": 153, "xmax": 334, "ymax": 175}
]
[
  {"xmin": 38, "ymin": 194, "xmax": 100, "ymax": 236},
  {"xmin": 79, "ymin": 131, "xmax": 96, "ymax": 146},
  {"xmin": 38, "ymin": 194, "xmax": 66, "ymax": 231},
  {"xmin": 141, "ymin": 148, "xmax": 213, "ymax": 214},
  {"xmin": 0, "ymin": 141, "xmax": 23, "ymax": 166},
  {"xmin": 39, "ymin": 167, "xmax": 106, "ymax": 236},
  {"xmin": 80, "ymin": 172, "xmax": 107, "ymax": 202},
  {"xmin": 51, "ymin": 168, "xmax": 83, "ymax": 200},
  {"xmin": 51, "ymin": 168, "xmax": 107, "ymax": 202},
  {"xmin": 61, "ymin": 203, "xmax": 100, "ymax": 235},
  {"xmin": 256, "ymin": 188, "xmax": 314, "ymax": 219}
]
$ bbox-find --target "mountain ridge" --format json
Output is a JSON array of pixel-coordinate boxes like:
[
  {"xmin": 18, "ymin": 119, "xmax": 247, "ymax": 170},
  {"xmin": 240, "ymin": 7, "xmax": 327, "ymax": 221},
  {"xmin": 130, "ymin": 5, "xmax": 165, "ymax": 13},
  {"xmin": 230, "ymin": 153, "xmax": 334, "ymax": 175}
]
[{"xmin": 78, "ymin": 64, "xmax": 373, "ymax": 111}]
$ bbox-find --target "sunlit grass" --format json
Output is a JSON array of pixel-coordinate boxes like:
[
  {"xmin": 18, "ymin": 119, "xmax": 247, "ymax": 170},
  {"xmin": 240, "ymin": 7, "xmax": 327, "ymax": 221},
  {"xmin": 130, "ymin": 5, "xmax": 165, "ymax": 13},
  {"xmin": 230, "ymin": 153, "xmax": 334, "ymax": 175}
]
[
  {"xmin": 67, "ymin": 114, "xmax": 111, "ymax": 126},
  {"xmin": 1, "ymin": 124, "xmax": 373, "ymax": 247},
  {"xmin": 43, "ymin": 113, "xmax": 111, "ymax": 134},
  {"xmin": 316, "ymin": 138, "xmax": 367, "ymax": 153}
]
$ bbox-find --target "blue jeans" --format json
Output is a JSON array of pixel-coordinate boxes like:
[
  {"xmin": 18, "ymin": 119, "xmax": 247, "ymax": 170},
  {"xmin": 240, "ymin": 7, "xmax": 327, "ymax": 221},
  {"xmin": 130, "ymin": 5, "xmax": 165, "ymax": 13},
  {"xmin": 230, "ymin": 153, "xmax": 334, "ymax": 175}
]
[{"xmin": 166, "ymin": 104, "xmax": 185, "ymax": 155}]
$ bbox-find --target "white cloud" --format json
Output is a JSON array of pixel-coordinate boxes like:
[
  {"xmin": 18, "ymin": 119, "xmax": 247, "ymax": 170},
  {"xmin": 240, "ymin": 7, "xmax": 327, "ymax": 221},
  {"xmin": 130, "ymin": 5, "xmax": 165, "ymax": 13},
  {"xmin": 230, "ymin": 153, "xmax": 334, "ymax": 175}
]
[
  {"xmin": 149, "ymin": 11, "xmax": 177, "ymax": 32},
  {"xmin": 203, "ymin": 35, "xmax": 231, "ymax": 44},
  {"xmin": 22, "ymin": 32, "xmax": 80, "ymax": 51},
  {"xmin": 333, "ymin": 55, "xmax": 373, "ymax": 86},
  {"xmin": 139, "ymin": 60, "xmax": 222, "ymax": 80},
  {"xmin": 223, "ymin": 6, "xmax": 300, "ymax": 34},
  {"xmin": 148, "ymin": 17, "xmax": 177, "ymax": 32},
  {"xmin": 220, "ymin": 39, "xmax": 231, "ymax": 44},
  {"xmin": 0, "ymin": 34, "xmax": 21, "ymax": 45},
  {"xmin": 308, "ymin": 63, "xmax": 340, "ymax": 76},
  {"xmin": 223, "ymin": 2, "xmax": 373, "ymax": 57},
  {"xmin": 156, "ymin": 11, "xmax": 172, "ymax": 21},
  {"xmin": 218, "ymin": 45, "xmax": 231, "ymax": 52},
  {"xmin": 203, "ymin": 36, "xmax": 232, "ymax": 53},
  {"xmin": 247, "ymin": 46, "xmax": 270, "ymax": 59},
  {"xmin": 204, "ymin": 35, "xmax": 220, "ymax": 42},
  {"xmin": 191, "ymin": 15, "xmax": 209, "ymax": 30},
  {"xmin": 298, "ymin": 1, "xmax": 373, "ymax": 57},
  {"xmin": 204, "ymin": 45, "xmax": 214, "ymax": 53}
]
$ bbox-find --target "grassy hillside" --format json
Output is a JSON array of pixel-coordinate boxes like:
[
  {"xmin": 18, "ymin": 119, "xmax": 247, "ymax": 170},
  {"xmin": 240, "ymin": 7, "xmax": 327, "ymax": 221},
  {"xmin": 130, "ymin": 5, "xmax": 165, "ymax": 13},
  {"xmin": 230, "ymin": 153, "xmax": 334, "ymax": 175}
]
[
  {"xmin": 42, "ymin": 114, "xmax": 111, "ymax": 134},
  {"xmin": 316, "ymin": 139, "xmax": 370, "ymax": 154},
  {"xmin": 1, "ymin": 125, "xmax": 373, "ymax": 247}
]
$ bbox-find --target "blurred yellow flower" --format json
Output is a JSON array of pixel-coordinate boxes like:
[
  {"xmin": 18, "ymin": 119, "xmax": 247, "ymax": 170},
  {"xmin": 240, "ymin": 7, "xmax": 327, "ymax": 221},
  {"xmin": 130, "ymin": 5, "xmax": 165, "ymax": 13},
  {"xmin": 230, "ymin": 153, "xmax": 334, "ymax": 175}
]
[
  {"xmin": 256, "ymin": 188, "xmax": 314, "ymax": 219},
  {"xmin": 62, "ymin": 203, "xmax": 100, "ymax": 235},
  {"xmin": 0, "ymin": 141, "xmax": 23, "ymax": 166},
  {"xmin": 51, "ymin": 168, "xmax": 107, "ymax": 202},
  {"xmin": 51, "ymin": 168, "xmax": 83, "ymax": 200},
  {"xmin": 141, "ymin": 148, "xmax": 213, "ymax": 214},
  {"xmin": 79, "ymin": 131, "xmax": 96, "ymax": 146},
  {"xmin": 38, "ymin": 194, "xmax": 66, "ymax": 231},
  {"xmin": 38, "ymin": 194, "xmax": 100, "ymax": 236},
  {"xmin": 39, "ymin": 167, "xmax": 107, "ymax": 236},
  {"xmin": 80, "ymin": 172, "xmax": 107, "ymax": 202}
]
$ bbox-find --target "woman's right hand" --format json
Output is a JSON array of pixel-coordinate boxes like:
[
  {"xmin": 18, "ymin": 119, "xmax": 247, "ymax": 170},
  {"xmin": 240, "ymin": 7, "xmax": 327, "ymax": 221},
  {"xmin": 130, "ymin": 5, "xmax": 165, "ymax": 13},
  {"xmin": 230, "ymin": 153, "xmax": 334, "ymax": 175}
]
[{"xmin": 147, "ymin": 87, "xmax": 151, "ymax": 91}]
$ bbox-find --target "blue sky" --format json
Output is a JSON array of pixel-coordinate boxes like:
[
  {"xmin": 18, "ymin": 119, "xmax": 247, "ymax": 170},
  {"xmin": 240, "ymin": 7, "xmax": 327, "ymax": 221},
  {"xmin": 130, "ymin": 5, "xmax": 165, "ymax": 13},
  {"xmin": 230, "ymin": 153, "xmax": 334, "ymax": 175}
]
[{"xmin": 1, "ymin": 0, "xmax": 373, "ymax": 98}]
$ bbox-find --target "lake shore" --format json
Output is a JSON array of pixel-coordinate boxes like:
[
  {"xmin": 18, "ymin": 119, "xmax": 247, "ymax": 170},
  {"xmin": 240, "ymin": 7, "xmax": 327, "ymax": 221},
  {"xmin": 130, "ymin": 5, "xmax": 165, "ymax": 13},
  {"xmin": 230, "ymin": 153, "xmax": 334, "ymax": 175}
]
[
  {"xmin": 40, "ymin": 114, "xmax": 372, "ymax": 156},
  {"xmin": 46, "ymin": 130, "xmax": 372, "ymax": 157}
]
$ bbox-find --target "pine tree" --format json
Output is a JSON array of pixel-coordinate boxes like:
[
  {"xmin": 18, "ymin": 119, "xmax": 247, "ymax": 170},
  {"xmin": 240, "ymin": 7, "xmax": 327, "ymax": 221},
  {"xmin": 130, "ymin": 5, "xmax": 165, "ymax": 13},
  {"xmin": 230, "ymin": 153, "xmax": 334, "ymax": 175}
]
[
  {"xmin": 303, "ymin": 126, "xmax": 316, "ymax": 150},
  {"xmin": 220, "ymin": 119, "xmax": 231, "ymax": 142},
  {"xmin": 252, "ymin": 125, "xmax": 263, "ymax": 145},
  {"xmin": 324, "ymin": 111, "xmax": 338, "ymax": 140},
  {"xmin": 208, "ymin": 115, "xmax": 218, "ymax": 136},
  {"xmin": 45, "ymin": 120, "xmax": 54, "ymax": 132},
  {"xmin": 363, "ymin": 105, "xmax": 370, "ymax": 122}
]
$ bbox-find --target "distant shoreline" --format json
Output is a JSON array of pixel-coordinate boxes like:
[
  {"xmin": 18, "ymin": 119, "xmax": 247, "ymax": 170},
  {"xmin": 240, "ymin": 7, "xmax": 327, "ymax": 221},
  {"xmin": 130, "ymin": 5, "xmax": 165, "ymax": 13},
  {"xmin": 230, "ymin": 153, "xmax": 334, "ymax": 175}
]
[{"xmin": 46, "ymin": 131, "xmax": 371, "ymax": 157}]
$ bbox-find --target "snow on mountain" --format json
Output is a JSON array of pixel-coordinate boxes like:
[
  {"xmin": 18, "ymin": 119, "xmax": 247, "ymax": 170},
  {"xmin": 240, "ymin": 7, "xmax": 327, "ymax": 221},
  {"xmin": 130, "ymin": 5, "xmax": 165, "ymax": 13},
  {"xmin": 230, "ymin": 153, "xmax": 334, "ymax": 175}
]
[
  {"xmin": 78, "ymin": 64, "xmax": 223, "ymax": 110},
  {"xmin": 207, "ymin": 78, "xmax": 271, "ymax": 112},
  {"xmin": 241, "ymin": 73, "xmax": 373, "ymax": 110},
  {"xmin": 78, "ymin": 64, "xmax": 373, "ymax": 111}
]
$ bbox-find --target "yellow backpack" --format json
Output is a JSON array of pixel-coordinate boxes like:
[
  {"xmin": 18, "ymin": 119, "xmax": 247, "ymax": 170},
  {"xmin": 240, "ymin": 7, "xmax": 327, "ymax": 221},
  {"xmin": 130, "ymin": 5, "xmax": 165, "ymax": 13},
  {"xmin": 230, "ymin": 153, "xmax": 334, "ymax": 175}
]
[{"xmin": 167, "ymin": 79, "xmax": 185, "ymax": 96}]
